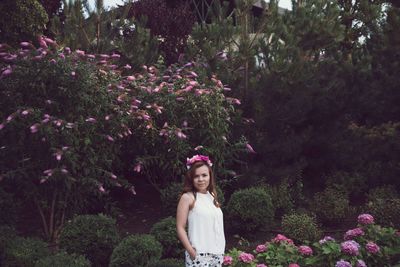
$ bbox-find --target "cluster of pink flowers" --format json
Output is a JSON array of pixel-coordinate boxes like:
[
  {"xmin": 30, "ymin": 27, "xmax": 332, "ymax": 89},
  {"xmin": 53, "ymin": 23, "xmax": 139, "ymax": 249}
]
[
  {"xmin": 238, "ymin": 252, "xmax": 254, "ymax": 263},
  {"xmin": 358, "ymin": 214, "xmax": 374, "ymax": 225},
  {"xmin": 356, "ymin": 259, "xmax": 367, "ymax": 267},
  {"xmin": 186, "ymin": 154, "xmax": 212, "ymax": 169},
  {"xmin": 288, "ymin": 264, "xmax": 300, "ymax": 267},
  {"xmin": 255, "ymin": 244, "xmax": 267, "ymax": 253},
  {"xmin": 271, "ymin": 234, "xmax": 294, "ymax": 245},
  {"xmin": 366, "ymin": 241, "xmax": 380, "ymax": 254},
  {"xmin": 344, "ymin": 227, "xmax": 365, "ymax": 240},
  {"xmin": 298, "ymin": 245, "xmax": 313, "ymax": 256},
  {"xmin": 336, "ymin": 259, "xmax": 352, "ymax": 267},
  {"xmin": 340, "ymin": 240, "xmax": 361, "ymax": 256},
  {"xmin": 223, "ymin": 255, "xmax": 232, "ymax": 265}
]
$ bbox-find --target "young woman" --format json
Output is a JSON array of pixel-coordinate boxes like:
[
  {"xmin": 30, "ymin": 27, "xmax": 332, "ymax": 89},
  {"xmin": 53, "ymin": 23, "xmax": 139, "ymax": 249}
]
[{"xmin": 176, "ymin": 155, "xmax": 225, "ymax": 267}]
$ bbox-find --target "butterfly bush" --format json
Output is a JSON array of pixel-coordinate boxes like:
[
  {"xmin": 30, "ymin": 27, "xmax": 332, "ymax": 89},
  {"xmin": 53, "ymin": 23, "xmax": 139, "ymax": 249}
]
[
  {"xmin": 0, "ymin": 38, "xmax": 248, "ymax": 241},
  {"xmin": 224, "ymin": 214, "xmax": 400, "ymax": 267}
]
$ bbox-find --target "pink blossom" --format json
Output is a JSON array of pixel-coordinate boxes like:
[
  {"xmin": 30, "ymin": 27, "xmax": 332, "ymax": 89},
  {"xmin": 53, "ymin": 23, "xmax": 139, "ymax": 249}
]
[
  {"xmin": 188, "ymin": 71, "xmax": 198, "ymax": 78},
  {"xmin": 110, "ymin": 173, "xmax": 117, "ymax": 179},
  {"xmin": 43, "ymin": 169, "xmax": 53, "ymax": 177},
  {"xmin": 298, "ymin": 245, "xmax": 313, "ymax": 256},
  {"xmin": 21, "ymin": 110, "xmax": 30, "ymax": 115},
  {"xmin": 272, "ymin": 234, "xmax": 294, "ymax": 245},
  {"xmin": 71, "ymin": 71, "xmax": 76, "ymax": 76},
  {"xmin": 106, "ymin": 135, "xmax": 115, "ymax": 142},
  {"xmin": 59, "ymin": 53, "xmax": 65, "ymax": 59},
  {"xmin": 319, "ymin": 236, "xmax": 335, "ymax": 244},
  {"xmin": 238, "ymin": 252, "xmax": 254, "ymax": 263},
  {"xmin": 222, "ymin": 255, "xmax": 232, "ymax": 265},
  {"xmin": 341, "ymin": 240, "xmax": 360, "ymax": 256},
  {"xmin": 130, "ymin": 186, "xmax": 136, "ymax": 195},
  {"xmin": 105, "ymin": 115, "xmax": 111, "ymax": 120},
  {"xmin": 288, "ymin": 264, "xmax": 300, "ymax": 267},
  {"xmin": 40, "ymin": 178, "xmax": 47, "ymax": 184},
  {"xmin": 194, "ymin": 145, "xmax": 203, "ymax": 151},
  {"xmin": 344, "ymin": 227, "xmax": 364, "ymax": 240},
  {"xmin": 126, "ymin": 75, "xmax": 135, "ymax": 81},
  {"xmin": 358, "ymin": 214, "xmax": 374, "ymax": 225},
  {"xmin": 75, "ymin": 49, "xmax": 85, "ymax": 56},
  {"xmin": 246, "ymin": 143, "xmax": 256, "ymax": 153},
  {"xmin": 134, "ymin": 163, "xmax": 142, "ymax": 173},
  {"xmin": 30, "ymin": 123, "xmax": 40, "ymax": 133},
  {"xmin": 98, "ymin": 184, "xmax": 106, "ymax": 193},
  {"xmin": 85, "ymin": 117, "xmax": 96, "ymax": 123},
  {"xmin": 123, "ymin": 64, "xmax": 132, "ymax": 69},
  {"xmin": 60, "ymin": 168, "xmax": 68, "ymax": 174},
  {"xmin": 6, "ymin": 115, "xmax": 13, "ymax": 122},
  {"xmin": 111, "ymin": 53, "xmax": 120, "ymax": 59},
  {"xmin": 256, "ymin": 244, "xmax": 267, "ymax": 253},
  {"xmin": 20, "ymin": 42, "xmax": 32, "ymax": 48},
  {"xmin": 99, "ymin": 54, "xmax": 110, "ymax": 59},
  {"xmin": 257, "ymin": 265, "xmax": 268, "ymax": 267},
  {"xmin": 1, "ymin": 67, "xmax": 12, "ymax": 77},
  {"xmin": 54, "ymin": 151, "xmax": 62, "ymax": 161},
  {"xmin": 366, "ymin": 241, "xmax": 380, "ymax": 254},
  {"xmin": 0, "ymin": 123, "xmax": 4, "ymax": 130}
]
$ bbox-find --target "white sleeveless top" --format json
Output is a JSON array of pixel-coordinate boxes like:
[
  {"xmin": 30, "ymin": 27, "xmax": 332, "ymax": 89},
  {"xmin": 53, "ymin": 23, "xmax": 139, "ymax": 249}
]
[{"xmin": 187, "ymin": 191, "xmax": 225, "ymax": 254}]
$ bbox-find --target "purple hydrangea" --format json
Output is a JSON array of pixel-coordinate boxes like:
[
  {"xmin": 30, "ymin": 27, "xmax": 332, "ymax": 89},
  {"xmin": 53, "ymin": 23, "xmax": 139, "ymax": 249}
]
[
  {"xmin": 319, "ymin": 236, "xmax": 335, "ymax": 245},
  {"xmin": 366, "ymin": 241, "xmax": 380, "ymax": 254},
  {"xmin": 358, "ymin": 214, "xmax": 374, "ymax": 225},
  {"xmin": 344, "ymin": 227, "xmax": 365, "ymax": 240},
  {"xmin": 356, "ymin": 259, "xmax": 367, "ymax": 267},
  {"xmin": 336, "ymin": 260, "xmax": 352, "ymax": 267},
  {"xmin": 341, "ymin": 240, "xmax": 360, "ymax": 256}
]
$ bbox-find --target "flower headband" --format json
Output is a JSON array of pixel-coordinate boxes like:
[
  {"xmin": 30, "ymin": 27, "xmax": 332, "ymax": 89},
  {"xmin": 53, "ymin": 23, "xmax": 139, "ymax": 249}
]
[{"xmin": 186, "ymin": 155, "xmax": 213, "ymax": 170}]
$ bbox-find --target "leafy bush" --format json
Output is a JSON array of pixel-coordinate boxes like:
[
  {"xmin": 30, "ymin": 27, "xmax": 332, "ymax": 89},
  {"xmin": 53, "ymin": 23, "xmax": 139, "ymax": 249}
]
[
  {"xmin": 0, "ymin": 188, "xmax": 18, "ymax": 226},
  {"xmin": 59, "ymin": 214, "xmax": 120, "ymax": 267},
  {"xmin": 3, "ymin": 237, "xmax": 50, "ymax": 267},
  {"xmin": 281, "ymin": 213, "xmax": 322, "ymax": 242},
  {"xmin": 150, "ymin": 217, "xmax": 183, "ymax": 258},
  {"xmin": 366, "ymin": 185, "xmax": 400, "ymax": 227},
  {"xmin": 226, "ymin": 187, "xmax": 274, "ymax": 232},
  {"xmin": 147, "ymin": 258, "xmax": 183, "ymax": 267},
  {"xmin": 160, "ymin": 182, "xmax": 183, "ymax": 216},
  {"xmin": 109, "ymin": 234, "xmax": 162, "ymax": 267},
  {"xmin": 312, "ymin": 186, "xmax": 350, "ymax": 224},
  {"xmin": 34, "ymin": 251, "xmax": 91, "ymax": 267}
]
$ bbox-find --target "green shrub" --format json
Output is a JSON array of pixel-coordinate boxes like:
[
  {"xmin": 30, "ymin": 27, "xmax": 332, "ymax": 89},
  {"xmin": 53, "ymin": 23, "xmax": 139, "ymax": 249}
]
[
  {"xmin": 312, "ymin": 186, "xmax": 350, "ymax": 224},
  {"xmin": 226, "ymin": 187, "xmax": 275, "ymax": 232},
  {"xmin": 59, "ymin": 214, "xmax": 120, "ymax": 267},
  {"xmin": 160, "ymin": 182, "xmax": 183, "ymax": 216},
  {"xmin": 109, "ymin": 234, "xmax": 162, "ymax": 267},
  {"xmin": 150, "ymin": 217, "xmax": 183, "ymax": 258},
  {"xmin": 268, "ymin": 179, "xmax": 295, "ymax": 218},
  {"xmin": 3, "ymin": 237, "xmax": 50, "ymax": 267},
  {"xmin": 367, "ymin": 185, "xmax": 399, "ymax": 201},
  {"xmin": 0, "ymin": 226, "xmax": 17, "ymax": 265},
  {"xmin": 281, "ymin": 212, "xmax": 322, "ymax": 242},
  {"xmin": 366, "ymin": 199, "xmax": 400, "ymax": 228},
  {"xmin": 34, "ymin": 251, "xmax": 91, "ymax": 267},
  {"xmin": 0, "ymin": 188, "xmax": 18, "ymax": 226},
  {"xmin": 147, "ymin": 258, "xmax": 183, "ymax": 267}
]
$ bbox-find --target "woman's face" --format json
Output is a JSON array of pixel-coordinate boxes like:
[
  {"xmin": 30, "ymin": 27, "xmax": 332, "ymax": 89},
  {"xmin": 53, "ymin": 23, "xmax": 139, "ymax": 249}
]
[{"xmin": 192, "ymin": 165, "xmax": 210, "ymax": 193}]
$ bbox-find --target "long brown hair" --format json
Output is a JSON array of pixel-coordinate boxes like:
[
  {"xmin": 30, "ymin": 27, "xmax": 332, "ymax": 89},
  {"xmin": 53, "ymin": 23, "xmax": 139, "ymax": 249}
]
[{"xmin": 182, "ymin": 161, "xmax": 220, "ymax": 208}]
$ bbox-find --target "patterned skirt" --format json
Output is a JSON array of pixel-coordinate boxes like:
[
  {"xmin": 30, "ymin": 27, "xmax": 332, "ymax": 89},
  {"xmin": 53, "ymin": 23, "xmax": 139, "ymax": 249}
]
[{"xmin": 185, "ymin": 251, "xmax": 224, "ymax": 267}]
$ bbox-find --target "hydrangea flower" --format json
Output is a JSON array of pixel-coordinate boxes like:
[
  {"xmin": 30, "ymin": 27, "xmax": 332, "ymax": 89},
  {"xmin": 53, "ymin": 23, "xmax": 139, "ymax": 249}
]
[
  {"xmin": 356, "ymin": 259, "xmax": 367, "ymax": 267},
  {"xmin": 298, "ymin": 245, "xmax": 313, "ymax": 256},
  {"xmin": 271, "ymin": 234, "xmax": 294, "ymax": 245},
  {"xmin": 223, "ymin": 255, "xmax": 232, "ymax": 265},
  {"xmin": 341, "ymin": 240, "xmax": 360, "ymax": 256},
  {"xmin": 238, "ymin": 252, "xmax": 254, "ymax": 263},
  {"xmin": 344, "ymin": 227, "xmax": 365, "ymax": 240},
  {"xmin": 256, "ymin": 264, "xmax": 268, "ymax": 267},
  {"xmin": 319, "ymin": 236, "xmax": 335, "ymax": 244},
  {"xmin": 336, "ymin": 260, "xmax": 352, "ymax": 267},
  {"xmin": 366, "ymin": 241, "xmax": 380, "ymax": 254},
  {"xmin": 288, "ymin": 264, "xmax": 300, "ymax": 267},
  {"xmin": 358, "ymin": 214, "xmax": 374, "ymax": 225},
  {"xmin": 256, "ymin": 244, "xmax": 267, "ymax": 253}
]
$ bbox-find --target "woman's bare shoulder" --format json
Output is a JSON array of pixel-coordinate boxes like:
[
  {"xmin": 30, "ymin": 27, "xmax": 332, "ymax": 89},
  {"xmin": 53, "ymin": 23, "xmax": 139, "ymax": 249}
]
[{"xmin": 180, "ymin": 192, "xmax": 195, "ymax": 202}]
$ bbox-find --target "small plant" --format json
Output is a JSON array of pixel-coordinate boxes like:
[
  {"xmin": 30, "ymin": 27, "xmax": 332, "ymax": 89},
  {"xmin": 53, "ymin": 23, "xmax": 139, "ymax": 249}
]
[
  {"xmin": 109, "ymin": 234, "xmax": 162, "ymax": 267},
  {"xmin": 226, "ymin": 187, "xmax": 275, "ymax": 232},
  {"xmin": 59, "ymin": 214, "xmax": 120, "ymax": 267},
  {"xmin": 366, "ymin": 185, "xmax": 400, "ymax": 227},
  {"xmin": 34, "ymin": 251, "xmax": 91, "ymax": 267},
  {"xmin": 150, "ymin": 216, "xmax": 183, "ymax": 258},
  {"xmin": 281, "ymin": 212, "xmax": 322, "ymax": 242},
  {"xmin": 3, "ymin": 236, "xmax": 50, "ymax": 267},
  {"xmin": 312, "ymin": 186, "xmax": 350, "ymax": 224}
]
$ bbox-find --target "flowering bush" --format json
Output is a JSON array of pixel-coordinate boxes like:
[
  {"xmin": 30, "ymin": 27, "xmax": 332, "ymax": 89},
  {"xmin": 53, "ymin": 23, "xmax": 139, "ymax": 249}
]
[{"xmin": 223, "ymin": 214, "xmax": 400, "ymax": 266}]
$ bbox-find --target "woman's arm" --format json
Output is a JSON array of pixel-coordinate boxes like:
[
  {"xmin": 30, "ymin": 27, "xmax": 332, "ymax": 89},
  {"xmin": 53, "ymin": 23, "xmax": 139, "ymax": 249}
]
[{"xmin": 176, "ymin": 193, "xmax": 197, "ymax": 260}]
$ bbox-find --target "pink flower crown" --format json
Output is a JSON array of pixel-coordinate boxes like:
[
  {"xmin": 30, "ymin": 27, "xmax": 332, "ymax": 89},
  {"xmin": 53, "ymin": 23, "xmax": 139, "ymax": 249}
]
[{"xmin": 186, "ymin": 155, "xmax": 213, "ymax": 170}]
